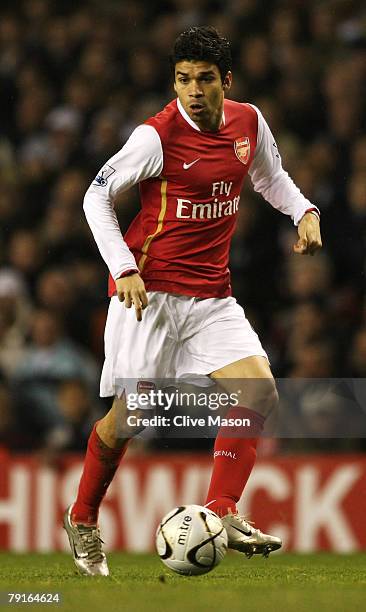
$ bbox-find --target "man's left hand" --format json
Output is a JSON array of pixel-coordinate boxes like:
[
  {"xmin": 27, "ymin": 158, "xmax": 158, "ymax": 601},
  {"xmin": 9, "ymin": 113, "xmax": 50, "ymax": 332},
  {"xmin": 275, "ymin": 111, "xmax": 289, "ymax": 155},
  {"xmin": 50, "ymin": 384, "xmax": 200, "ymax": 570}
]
[{"xmin": 293, "ymin": 212, "xmax": 322, "ymax": 255}]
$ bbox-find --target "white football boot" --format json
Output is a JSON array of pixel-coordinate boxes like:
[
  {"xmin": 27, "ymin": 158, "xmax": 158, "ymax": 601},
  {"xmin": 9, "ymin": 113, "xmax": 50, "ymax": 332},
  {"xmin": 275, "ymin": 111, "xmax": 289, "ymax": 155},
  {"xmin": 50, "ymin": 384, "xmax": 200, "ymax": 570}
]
[
  {"xmin": 222, "ymin": 513, "xmax": 282, "ymax": 558},
  {"xmin": 63, "ymin": 505, "xmax": 109, "ymax": 576}
]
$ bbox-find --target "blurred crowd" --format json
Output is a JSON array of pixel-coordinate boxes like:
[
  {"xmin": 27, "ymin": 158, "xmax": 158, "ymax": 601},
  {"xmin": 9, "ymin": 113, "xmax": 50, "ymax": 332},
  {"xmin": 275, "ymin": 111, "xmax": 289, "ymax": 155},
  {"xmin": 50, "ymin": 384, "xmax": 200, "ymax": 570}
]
[{"xmin": 0, "ymin": 0, "xmax": 365, "ymax": 455}]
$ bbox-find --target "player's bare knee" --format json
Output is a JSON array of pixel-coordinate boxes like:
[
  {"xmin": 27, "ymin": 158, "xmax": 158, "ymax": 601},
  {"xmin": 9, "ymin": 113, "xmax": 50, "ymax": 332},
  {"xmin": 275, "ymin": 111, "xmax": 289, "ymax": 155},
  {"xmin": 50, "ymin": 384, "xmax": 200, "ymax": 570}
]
[
  {"xmin": 111, "ymin": 396, "xmax": 148, "ymax": 439},
  {"xmin": 96, "ymin": 396, "xmax": 145, "ymax": 445},
  {"xmin": 250, "ymin": 378, "xmax": 279, "ymax": 419},
  {"xmin": 118, "ymin": 408, "xmax": 149, "ymax": 437}
]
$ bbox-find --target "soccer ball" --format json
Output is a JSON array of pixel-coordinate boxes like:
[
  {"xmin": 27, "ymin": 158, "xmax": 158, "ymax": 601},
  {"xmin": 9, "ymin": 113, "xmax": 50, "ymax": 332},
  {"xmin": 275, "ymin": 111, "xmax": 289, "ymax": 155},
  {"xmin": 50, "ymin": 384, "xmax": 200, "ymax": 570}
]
[{"xmin": 156, "ymin": 504, "xmax": 228, "ymax": 576}]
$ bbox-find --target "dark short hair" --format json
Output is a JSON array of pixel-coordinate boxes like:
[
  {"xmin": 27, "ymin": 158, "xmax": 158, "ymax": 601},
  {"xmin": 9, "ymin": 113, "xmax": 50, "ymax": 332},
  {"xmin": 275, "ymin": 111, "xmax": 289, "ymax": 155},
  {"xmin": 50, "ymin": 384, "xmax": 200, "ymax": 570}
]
[{"xmin": 170, "ymin": 26, "xmax": 232, "ymax": 82}]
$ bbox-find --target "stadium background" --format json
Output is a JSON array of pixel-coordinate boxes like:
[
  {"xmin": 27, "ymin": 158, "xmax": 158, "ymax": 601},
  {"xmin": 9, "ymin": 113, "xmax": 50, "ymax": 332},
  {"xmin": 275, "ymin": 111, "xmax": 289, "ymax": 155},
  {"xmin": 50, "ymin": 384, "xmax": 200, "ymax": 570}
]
[{"xmin": 0, "ymin": 0, "xmax": 365, "ymax": 552}]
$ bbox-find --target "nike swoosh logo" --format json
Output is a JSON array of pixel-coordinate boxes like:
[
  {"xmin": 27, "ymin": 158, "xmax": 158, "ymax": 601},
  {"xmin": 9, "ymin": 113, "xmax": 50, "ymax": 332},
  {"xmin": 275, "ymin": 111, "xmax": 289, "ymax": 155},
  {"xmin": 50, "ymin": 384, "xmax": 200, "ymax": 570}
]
[
  {"xmin": 183, "ymin": 158, "xmax": 201, "ymax": 170},
  {"xmin": 231, "ymin": 525, "xmax": 252, "ymax": 537}
]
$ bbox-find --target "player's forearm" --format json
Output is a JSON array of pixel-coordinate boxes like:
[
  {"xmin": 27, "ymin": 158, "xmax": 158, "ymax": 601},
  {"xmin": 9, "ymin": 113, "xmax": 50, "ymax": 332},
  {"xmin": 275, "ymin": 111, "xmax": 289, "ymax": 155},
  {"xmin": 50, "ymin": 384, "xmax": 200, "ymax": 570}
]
[{"xmin": 83, "ymin": 188, "xmax": 138, "ymax": 279}]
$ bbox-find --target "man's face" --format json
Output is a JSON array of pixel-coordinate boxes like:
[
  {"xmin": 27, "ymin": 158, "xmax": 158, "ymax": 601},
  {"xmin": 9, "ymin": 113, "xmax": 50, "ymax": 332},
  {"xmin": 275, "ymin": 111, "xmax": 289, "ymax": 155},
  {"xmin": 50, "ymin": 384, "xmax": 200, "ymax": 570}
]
[{"xmin": 174, "ymin": 60, "xmax": 232, "ymax": 131}]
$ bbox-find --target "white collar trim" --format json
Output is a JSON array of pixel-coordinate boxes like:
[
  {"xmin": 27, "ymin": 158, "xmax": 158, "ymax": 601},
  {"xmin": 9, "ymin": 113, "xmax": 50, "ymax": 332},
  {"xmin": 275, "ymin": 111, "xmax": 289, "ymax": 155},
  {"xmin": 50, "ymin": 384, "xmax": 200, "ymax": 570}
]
[{"xmin": 177, "ymin": 98, "xmax": 225, "ymax": 131}]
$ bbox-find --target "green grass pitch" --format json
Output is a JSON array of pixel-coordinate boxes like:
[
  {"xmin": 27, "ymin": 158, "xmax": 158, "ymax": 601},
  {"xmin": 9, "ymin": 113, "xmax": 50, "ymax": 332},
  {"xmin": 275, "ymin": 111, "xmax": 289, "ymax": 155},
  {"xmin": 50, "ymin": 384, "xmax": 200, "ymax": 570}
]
[{"xmin": 0, "ymin": 552, "xmax": 365, "ymax": 611}]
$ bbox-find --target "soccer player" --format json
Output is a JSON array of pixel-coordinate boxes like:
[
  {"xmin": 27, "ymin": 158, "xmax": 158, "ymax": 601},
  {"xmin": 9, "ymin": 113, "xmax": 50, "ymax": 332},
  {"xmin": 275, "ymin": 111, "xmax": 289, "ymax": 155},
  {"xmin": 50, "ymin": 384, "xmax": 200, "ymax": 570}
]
[{"xmin": 63, "ymin": 26, "xmax": 322, "ymax": 575}]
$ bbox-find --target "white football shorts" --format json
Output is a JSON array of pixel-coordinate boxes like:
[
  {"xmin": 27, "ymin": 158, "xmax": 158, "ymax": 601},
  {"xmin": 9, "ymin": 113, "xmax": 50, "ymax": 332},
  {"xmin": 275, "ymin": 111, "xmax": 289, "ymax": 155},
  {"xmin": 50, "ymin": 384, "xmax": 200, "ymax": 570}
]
[{"xmin": 100, "ymin": 291, "xmax": 268, "ymax": 397}]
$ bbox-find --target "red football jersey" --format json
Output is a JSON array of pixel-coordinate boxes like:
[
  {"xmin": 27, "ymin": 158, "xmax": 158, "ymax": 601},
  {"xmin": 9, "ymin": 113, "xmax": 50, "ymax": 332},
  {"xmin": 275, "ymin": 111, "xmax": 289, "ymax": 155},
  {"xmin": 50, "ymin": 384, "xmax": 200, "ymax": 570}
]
[{"xmin": 108, "ymin": 98, "xmax": 258, "ymax": 298}]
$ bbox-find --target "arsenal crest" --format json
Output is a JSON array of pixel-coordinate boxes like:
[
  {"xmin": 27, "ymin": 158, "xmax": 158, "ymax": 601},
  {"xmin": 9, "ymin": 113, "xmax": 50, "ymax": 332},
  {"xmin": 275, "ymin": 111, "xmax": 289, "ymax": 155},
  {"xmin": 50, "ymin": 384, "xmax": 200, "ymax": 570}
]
[
  {"xmin": 137, "ymin": 380, "xmax": 156, "ymax": 394},
  {"xmin": 234, "ymin": 136, "xmax": 250, "ymax": 165}
]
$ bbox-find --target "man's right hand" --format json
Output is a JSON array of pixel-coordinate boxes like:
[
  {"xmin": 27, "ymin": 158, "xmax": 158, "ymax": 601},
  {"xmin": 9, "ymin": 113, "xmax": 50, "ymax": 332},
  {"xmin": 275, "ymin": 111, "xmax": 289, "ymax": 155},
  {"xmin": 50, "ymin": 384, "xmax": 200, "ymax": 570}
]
[{"xmin": 115, "ymin": 274, "xmax": 148, "ymax": 321}]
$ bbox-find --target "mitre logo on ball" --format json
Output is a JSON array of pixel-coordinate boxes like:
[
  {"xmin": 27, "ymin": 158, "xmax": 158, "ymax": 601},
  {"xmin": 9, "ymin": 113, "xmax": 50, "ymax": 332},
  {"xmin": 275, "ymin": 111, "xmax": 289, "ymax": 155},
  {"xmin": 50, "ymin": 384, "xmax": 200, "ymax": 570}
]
[{"xmin": 234, "ymin": 136, "xmax": 250, "ymax": 164}]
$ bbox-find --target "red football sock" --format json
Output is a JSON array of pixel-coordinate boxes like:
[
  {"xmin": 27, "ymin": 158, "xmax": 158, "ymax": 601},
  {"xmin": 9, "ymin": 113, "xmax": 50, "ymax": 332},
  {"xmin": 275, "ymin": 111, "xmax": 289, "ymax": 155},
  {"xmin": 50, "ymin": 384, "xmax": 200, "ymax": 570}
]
[
  {"xmin": 71, "ymin": 421, "xmax": 129, "ymax": 525},
  {"xmin": 205, "ymin": 407, "xmax": 265, "ymax": 517}
]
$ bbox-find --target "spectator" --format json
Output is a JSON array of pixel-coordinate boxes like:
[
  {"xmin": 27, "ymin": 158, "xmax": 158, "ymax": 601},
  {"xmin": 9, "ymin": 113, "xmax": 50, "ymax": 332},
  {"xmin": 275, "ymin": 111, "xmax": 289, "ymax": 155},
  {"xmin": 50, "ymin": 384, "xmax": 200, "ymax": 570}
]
[
  {"xmin": 0, "ymin": 269, "xmax": 31, "ymax": 376},
  {"xmin": 12, "ymin": 309, "xmax": 99, "ymax": 447},
  {"xmin": 55, "ymin": 378, "xmax": 103, "ymax": 452}
]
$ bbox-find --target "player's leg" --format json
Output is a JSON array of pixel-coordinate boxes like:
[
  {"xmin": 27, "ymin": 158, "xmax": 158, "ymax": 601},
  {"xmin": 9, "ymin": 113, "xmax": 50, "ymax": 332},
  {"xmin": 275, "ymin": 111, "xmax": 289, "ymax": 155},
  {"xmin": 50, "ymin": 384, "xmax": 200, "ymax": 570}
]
[
  {"xmin": 63, "ymin": 394, "xmax": 146, "ymax": 576},
  {"xmin": 206, "ymin": 355, "xmax": 277, "ymax": 516},
  {"xmin": 63, "ymin": 292, "xmax": 176, "ymax": 575},
  {"xmin": 205, "ymin": 355, "xmax": 281, "ymax": 557},
  {"xmin": 178, "ymin": 296, "xmax": 281, "ymax": 556},
  {"xmin": 71, "ymin": 393, "xmax": 144, "ymax": 525}
]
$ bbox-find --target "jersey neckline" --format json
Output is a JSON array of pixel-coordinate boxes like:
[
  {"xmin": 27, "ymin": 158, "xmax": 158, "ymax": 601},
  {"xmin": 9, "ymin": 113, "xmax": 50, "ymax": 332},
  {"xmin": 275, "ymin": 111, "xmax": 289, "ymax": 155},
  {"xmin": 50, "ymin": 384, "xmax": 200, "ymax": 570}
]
[{"xmin": 176, "ymin": 98, "xmax": 226, "ymax": 133}]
